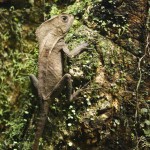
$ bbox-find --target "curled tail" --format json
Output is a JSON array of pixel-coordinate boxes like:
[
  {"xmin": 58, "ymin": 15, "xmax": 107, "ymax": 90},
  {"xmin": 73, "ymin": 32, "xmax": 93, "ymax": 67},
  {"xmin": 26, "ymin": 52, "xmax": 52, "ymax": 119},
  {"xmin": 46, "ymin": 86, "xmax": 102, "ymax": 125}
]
[{"xmin": 33, "ymin": 101, "xmax": 49, "ymax": 150}]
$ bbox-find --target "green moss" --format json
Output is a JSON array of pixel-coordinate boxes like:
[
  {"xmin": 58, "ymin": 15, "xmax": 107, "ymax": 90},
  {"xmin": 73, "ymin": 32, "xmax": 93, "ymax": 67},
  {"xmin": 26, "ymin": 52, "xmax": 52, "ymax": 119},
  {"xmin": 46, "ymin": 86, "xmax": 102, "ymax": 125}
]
[{"xmin": 0, "ymin": 8, "xmax": 38, "ymax": 149}]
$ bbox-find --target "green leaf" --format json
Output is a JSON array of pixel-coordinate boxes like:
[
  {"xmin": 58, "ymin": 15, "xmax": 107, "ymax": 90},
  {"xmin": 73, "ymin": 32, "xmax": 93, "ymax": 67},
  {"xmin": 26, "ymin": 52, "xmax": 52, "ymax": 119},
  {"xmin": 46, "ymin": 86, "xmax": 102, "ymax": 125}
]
[
  {"xmin": 145, "ymin": 120, "xmax": 150, "ymax": 126},
  {"xmin": 141, "ymin": 108, "xmax": 148, "ymax": 114}
]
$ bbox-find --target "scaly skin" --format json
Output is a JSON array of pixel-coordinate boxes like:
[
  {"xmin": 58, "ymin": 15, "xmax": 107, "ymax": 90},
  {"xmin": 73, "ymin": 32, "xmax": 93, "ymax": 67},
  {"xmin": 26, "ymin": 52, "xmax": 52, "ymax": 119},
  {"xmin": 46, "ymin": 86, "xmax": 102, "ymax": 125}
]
[{"xmin": 30, "ymin": 14, "xmax": 88, "ymax": 150}]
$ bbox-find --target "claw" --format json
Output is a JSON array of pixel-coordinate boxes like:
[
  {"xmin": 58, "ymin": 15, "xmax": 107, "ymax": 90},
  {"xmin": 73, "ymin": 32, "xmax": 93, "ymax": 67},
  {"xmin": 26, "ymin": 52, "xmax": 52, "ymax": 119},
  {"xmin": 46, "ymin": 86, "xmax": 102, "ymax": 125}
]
[{"xmin": 70, "ymin": 81, "xmax": 90, "ymax": 101}]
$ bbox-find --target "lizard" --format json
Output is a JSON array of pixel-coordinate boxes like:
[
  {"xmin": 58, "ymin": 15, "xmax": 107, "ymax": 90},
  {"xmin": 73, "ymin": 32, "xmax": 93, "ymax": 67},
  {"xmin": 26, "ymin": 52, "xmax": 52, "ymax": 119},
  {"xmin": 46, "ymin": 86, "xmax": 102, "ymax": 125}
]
[{"xmin": 29, "ymin": 14, "xmax": 88, "ymax": 150}]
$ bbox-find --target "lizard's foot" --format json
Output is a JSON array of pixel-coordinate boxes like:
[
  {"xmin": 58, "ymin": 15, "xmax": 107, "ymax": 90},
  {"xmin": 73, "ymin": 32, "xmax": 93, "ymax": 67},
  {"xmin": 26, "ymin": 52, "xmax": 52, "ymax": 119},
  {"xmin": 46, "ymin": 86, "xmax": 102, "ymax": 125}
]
[{"xmin": 70, "ymin": 81, "xmax": 90, "ymax": 101}]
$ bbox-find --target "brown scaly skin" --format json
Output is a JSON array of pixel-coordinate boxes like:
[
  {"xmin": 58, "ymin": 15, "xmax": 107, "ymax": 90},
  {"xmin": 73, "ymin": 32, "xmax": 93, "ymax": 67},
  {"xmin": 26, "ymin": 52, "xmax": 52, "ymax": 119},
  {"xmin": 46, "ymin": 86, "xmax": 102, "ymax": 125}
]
[{"xmin": 30, "ymin": 14, "xmax": 88, "ymax": 150}]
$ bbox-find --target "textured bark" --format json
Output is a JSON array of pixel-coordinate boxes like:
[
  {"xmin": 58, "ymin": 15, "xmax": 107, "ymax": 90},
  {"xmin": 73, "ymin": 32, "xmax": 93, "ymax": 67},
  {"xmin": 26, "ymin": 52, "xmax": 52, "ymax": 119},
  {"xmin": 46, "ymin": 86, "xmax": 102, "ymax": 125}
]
[
  {"xmin": 114, "ymin": 0, "xmax": 148, "ymax": 55},
  {"xmin": 89, "ymin": 0, "xmax": 149, "ymax": 56}
]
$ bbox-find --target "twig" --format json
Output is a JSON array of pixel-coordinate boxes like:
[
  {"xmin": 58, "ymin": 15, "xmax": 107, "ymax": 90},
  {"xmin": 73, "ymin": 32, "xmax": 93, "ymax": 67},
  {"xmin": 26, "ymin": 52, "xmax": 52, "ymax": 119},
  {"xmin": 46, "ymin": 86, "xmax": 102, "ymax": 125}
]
[
  {"xmin": 135, "ymin": 33, "xmax": 149, "ymax": 120},
  {"xmin": 135, "ymin": 29, "xmax": 149, "ymax": 150}
]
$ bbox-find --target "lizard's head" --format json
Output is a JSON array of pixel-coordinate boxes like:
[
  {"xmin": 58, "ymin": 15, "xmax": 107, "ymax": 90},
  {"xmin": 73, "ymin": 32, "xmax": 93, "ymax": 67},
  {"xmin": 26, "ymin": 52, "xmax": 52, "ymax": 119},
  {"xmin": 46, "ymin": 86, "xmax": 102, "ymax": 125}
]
[
  {"xmin": 57, "ymin": 14, "xmax": 74, "ymax": 34},
  {"xmin": 36, "ymin": 14, "xmax": 74, "ymax": 44}
]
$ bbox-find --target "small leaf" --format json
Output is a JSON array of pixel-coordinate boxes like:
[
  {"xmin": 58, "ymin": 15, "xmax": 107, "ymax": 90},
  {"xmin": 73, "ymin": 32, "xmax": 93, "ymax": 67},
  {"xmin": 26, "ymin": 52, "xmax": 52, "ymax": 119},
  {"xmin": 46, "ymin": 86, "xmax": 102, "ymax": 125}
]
[
  {"xmin": 145, "ymin": 120, "xmax": 150, "ymax": 126},
  {"xmin": 141, "ymin": 108, "xmax": 148, "ymax": 114}
]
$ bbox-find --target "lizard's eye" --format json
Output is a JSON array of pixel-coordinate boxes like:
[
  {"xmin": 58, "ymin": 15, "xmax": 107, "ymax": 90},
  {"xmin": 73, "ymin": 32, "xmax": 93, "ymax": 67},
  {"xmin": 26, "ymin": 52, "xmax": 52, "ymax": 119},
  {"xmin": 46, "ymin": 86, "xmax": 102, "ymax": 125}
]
[{"xmin": 61, "ymin": 16, "xmax": 68, "ymax": 23}]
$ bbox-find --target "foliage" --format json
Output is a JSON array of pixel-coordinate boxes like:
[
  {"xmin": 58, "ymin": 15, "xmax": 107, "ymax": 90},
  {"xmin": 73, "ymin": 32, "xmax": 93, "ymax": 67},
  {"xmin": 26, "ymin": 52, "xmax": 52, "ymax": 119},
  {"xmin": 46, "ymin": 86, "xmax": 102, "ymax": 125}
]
[
  {"xmin": 0, "ymin": 8, "xmax": 38, "ymax": 149},
  {"xmin": 88, "ymin": 0, "xmax": 128, "ymax": 36}
]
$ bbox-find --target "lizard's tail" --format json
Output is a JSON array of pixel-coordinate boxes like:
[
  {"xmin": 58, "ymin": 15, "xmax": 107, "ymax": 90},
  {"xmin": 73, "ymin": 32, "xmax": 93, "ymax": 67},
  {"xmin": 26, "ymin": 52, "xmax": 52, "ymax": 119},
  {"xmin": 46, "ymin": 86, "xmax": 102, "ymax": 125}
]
[{"xmin": 33, "ymin": 101, "xmax": 49, "ymax": 150}]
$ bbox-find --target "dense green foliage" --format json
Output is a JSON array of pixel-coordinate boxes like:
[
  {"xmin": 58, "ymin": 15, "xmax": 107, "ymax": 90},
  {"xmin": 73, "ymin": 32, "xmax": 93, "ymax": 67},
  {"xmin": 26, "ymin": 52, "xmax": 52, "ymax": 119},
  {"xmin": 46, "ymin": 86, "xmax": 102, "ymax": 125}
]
[{"xmin": 0, "ymin": 7, "xmax": 38, "ymax": 149}]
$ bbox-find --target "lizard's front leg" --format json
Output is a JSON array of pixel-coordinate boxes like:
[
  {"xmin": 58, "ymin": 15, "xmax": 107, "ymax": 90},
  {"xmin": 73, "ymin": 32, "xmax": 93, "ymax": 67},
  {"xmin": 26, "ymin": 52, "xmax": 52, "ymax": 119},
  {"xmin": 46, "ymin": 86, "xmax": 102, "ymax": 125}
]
[{"xmin": 62, "ymin": 42, "xmax": 88, "ymax": 58}]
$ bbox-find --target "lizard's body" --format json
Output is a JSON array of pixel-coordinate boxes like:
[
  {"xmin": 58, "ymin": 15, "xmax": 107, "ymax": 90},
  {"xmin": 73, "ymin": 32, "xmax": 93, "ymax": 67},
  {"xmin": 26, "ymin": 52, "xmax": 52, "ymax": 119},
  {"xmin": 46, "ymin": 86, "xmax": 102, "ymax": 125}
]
[
  {"xmin": 30, "ymin": 14, "xmax": 88, "ymax": 150},
  {"xmin": 38, "ymin": 39, "xmax": 63, "ymax": 99}
]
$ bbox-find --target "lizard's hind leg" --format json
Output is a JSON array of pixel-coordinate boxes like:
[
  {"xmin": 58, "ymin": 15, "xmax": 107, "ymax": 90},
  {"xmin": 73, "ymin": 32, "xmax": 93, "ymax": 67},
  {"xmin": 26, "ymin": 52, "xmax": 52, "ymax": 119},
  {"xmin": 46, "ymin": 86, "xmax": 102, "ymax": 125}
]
[
  {"xmin": 29, "ymin": 74, "xmax": 43, "ymax": 106},
  {"xmin": 50, "ymin": 73, "xmax": 73, "ymax": 101},
  {"xmin": 50, "ymin": 74, "xmax": 88, "ymax": 102},
  {"xmin": 70, "ymin": 81, "xmax": 89, "ymax": 101},
  {"xmin": 29, "ymin": 74, "xmax": 38, "ymax": 90},
  {"xmin": 66, "ymin": 74, "xmax": 73, "ymax": 101}
]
